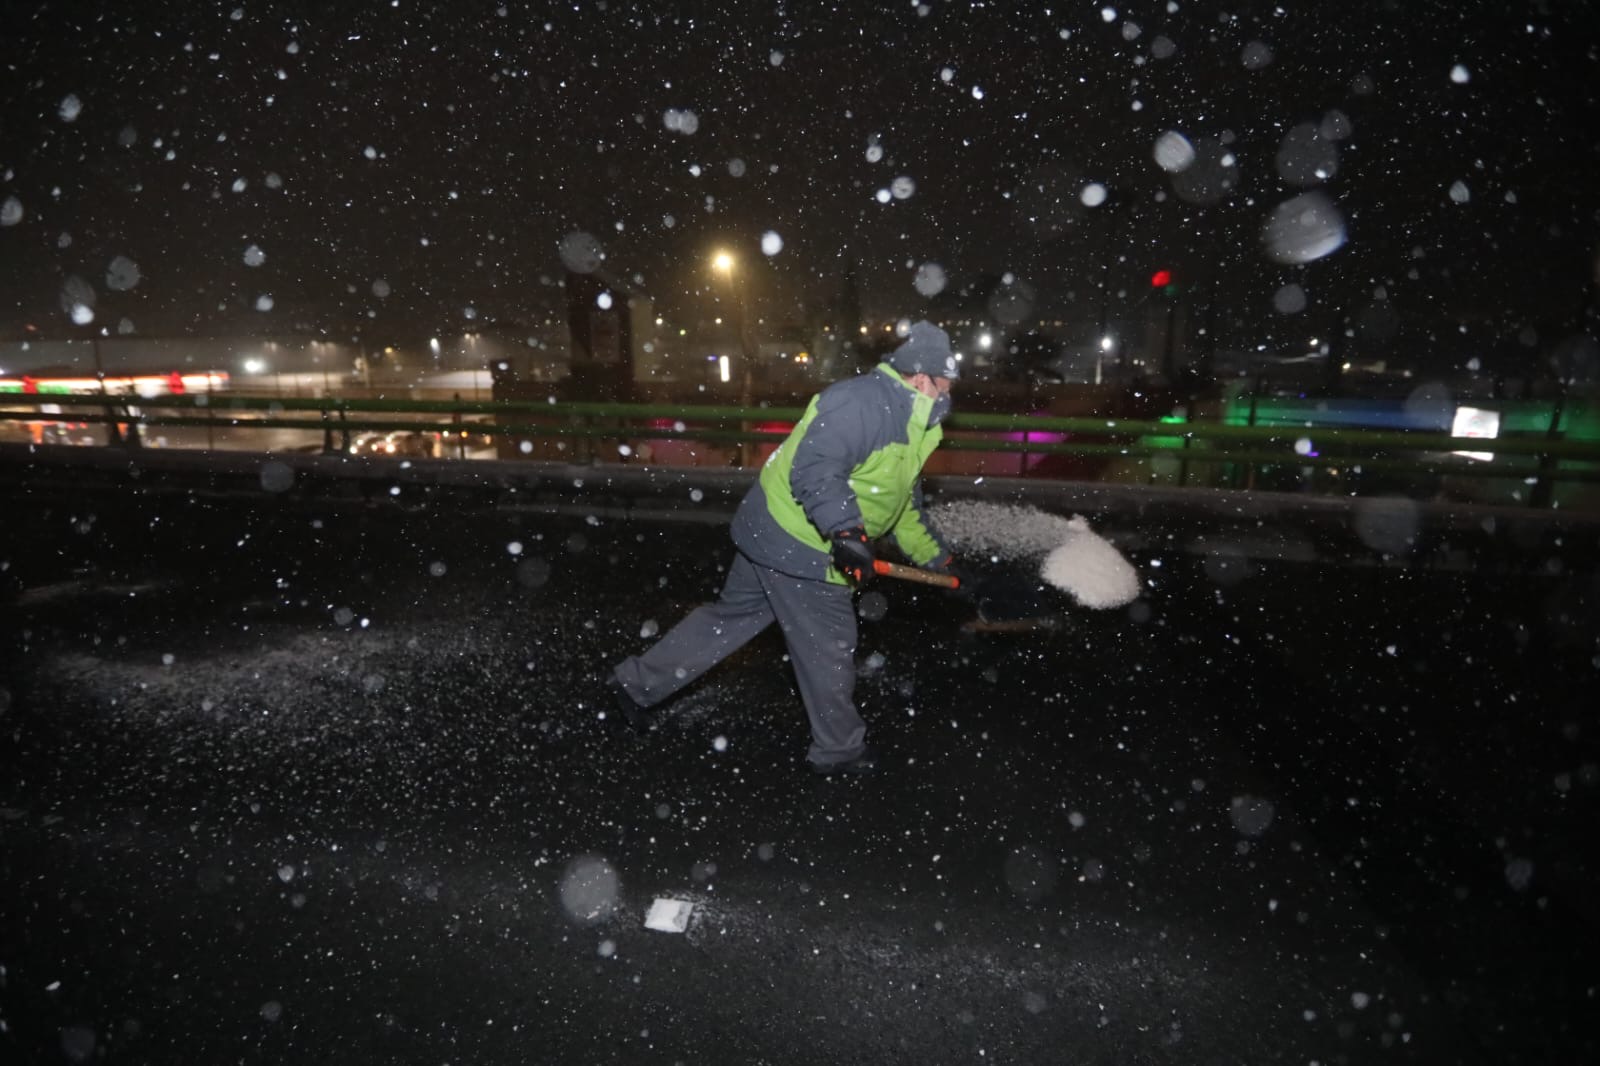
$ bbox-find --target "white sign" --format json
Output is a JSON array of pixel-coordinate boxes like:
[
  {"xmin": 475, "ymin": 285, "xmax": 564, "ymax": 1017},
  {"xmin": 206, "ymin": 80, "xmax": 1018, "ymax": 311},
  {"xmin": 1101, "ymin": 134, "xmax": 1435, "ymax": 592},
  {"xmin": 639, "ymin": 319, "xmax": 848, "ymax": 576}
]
[
  {"xmin": 1451, "ymin": 406, "xmax": 1499, "ymax": 462},
  {"xmin": 644, "ymin": 897, "xmax": 694, "ymax": 934}
]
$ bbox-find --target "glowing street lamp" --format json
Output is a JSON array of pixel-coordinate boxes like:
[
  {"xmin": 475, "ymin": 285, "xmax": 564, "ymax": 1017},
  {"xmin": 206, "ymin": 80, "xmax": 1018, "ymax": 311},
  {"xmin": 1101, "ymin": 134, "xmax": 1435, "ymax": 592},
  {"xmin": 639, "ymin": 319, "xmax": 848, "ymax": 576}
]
[
  {"xmin": 710, "ymin": 247, "xmax": 753, "ymax": 375},
  {"xmin": 1095, "ymin": 335, "xmax": 1115, "ymax": 386},
  {"xmin": 712, "ymin": 247, "xmax": 757, "ymax": 461}
]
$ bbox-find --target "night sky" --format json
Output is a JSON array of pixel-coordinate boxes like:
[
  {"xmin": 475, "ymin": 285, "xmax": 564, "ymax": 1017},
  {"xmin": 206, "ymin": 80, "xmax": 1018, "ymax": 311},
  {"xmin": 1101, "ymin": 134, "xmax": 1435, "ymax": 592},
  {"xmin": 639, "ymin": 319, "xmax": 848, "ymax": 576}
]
[{"xmin": 2, "ymin": 1, "xmax": 1597, "ymax": 368}]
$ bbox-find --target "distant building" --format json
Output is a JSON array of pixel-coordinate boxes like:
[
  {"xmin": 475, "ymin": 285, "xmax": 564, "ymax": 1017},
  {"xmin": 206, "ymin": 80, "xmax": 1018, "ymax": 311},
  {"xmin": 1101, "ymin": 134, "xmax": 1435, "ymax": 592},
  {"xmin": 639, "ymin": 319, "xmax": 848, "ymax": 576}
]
[
  {"xmin": 0, "ymin": 335, "xmax": 359, "ymax": 392},
  {"xmin": 0, "ymin": 331, "xmax": 504, "ymax": 398}
]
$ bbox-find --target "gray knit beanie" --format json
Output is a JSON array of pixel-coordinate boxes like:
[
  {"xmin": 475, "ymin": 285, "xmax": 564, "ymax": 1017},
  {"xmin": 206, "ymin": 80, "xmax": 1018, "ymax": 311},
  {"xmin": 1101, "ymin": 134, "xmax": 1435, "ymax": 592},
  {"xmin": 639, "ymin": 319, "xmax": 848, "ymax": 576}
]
[{"xmin": 887, "ymin": 320, "xmax": 959, "ymax": 381}]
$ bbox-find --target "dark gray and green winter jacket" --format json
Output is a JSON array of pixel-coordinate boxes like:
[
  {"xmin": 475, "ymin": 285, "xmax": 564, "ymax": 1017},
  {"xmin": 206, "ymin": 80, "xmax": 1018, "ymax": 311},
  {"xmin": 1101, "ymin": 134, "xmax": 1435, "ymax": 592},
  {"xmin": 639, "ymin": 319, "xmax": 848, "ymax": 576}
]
[{"xmin": 730, "ymin": 363, "xmax": 952, "ymax": 584}]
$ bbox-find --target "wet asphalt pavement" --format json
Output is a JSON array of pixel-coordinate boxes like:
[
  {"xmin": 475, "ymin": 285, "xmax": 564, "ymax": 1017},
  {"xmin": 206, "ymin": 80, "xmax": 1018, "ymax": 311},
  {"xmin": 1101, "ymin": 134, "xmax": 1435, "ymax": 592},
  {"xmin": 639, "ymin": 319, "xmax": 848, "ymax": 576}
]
[{"xmin": 1, "ymin": 478, "xmax": 1597, "ymax": 1065}]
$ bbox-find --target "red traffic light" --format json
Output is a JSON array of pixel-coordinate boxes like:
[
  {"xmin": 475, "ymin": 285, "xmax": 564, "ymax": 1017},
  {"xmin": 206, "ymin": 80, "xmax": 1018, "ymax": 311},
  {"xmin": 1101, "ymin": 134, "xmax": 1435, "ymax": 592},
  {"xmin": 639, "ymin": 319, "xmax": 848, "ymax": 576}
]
[{"xmin": 1151, "ymin": 269, "xmax": 1172, "ymax": 288}]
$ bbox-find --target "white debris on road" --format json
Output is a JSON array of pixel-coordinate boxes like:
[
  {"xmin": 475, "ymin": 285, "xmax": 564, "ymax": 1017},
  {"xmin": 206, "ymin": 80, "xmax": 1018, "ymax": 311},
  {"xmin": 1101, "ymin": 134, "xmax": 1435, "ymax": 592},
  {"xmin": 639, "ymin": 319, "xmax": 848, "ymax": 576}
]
[{"xmin": 645, "ymin": 897, "xmax": 695, "ymax": 933}]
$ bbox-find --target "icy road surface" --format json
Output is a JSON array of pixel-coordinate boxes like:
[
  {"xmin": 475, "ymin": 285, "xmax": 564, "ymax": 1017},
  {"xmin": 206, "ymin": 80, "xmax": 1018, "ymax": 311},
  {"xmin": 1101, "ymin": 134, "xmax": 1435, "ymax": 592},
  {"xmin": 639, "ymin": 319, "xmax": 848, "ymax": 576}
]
[{"xmin": 1, "ymin": 495, "xmax": 1594, "ymax": 1064}]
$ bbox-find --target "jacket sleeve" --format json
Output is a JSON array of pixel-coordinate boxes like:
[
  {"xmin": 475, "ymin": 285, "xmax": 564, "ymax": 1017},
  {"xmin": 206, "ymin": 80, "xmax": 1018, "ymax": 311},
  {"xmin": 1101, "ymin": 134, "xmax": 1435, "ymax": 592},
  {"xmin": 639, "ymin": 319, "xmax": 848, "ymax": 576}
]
[
  {"xmin": 788, "ymin": 386, "xmax": 875, "ymax": 536},
  {"xmin": 891, "ymin": 479, "xmax": 953, "ymax": 566}
]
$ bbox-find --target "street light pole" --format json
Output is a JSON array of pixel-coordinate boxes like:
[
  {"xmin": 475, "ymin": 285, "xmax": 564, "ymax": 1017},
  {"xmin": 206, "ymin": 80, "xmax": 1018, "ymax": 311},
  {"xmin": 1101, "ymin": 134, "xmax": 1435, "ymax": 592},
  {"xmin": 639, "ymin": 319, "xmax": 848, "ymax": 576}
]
[{"xmin": 713, "ymin": 249, "xmax": 757, "ymax": 465}]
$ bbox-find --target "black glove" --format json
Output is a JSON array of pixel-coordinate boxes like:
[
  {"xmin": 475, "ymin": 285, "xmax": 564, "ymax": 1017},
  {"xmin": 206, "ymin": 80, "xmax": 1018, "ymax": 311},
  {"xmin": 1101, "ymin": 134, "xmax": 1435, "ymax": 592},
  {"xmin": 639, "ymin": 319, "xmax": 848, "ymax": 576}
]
[{"xmin": 829, "ymin": 526, "xmax": 875, "ymax": 584}]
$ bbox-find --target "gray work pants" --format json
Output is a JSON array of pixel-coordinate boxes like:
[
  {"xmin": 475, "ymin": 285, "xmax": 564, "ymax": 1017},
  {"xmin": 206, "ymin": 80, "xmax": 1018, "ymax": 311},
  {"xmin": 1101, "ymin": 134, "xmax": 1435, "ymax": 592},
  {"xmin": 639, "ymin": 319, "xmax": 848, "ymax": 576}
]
[{"xmin": 612, "ymin": 551, "xmax": 865, "ymax": 766}]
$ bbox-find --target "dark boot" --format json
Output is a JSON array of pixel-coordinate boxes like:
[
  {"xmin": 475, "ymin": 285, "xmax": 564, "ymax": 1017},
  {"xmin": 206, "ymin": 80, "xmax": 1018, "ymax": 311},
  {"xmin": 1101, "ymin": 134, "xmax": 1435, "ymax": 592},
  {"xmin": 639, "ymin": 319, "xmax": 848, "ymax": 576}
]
[
  {"xmin": 809, "ymin": 748, "xmax": 879, "ymax": 776},
  {"xmin": 607, "ymin": 679, "xmax": 655, "ymax": 734}
]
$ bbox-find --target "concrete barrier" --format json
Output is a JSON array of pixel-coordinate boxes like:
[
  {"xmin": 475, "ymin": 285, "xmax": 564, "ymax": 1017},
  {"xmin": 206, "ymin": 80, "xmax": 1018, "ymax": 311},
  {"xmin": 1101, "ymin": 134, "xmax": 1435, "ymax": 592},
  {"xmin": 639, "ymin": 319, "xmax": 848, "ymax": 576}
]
[{"xmin": 2, "ymin": 441, "xmax": 1595, "ymax": 575}]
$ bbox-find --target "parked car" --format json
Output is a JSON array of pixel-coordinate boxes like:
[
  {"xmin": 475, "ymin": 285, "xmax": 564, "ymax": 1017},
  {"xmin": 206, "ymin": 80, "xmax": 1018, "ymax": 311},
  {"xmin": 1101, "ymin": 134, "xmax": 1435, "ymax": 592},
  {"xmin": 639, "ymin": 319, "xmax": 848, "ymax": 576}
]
[{"xmin": 352, "ymin": 431, "xmax": 437, "ymax": 458}]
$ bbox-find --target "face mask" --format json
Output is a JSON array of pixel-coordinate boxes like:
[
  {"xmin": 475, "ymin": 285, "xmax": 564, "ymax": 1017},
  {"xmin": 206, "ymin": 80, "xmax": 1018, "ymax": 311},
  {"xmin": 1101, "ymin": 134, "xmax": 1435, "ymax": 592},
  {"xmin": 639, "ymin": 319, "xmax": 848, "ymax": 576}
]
[{"xmin": 928, "ymin": 389, "xmax": 952, "ymax": 427}]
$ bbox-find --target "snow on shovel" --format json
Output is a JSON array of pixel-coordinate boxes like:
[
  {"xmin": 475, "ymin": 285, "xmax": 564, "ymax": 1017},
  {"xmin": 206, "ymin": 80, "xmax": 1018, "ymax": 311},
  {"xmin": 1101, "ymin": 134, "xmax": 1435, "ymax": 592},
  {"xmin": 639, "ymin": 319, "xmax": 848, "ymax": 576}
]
[{"xmin": 929, "ymin": 501, "xmax": 1140, "ymax": 611}]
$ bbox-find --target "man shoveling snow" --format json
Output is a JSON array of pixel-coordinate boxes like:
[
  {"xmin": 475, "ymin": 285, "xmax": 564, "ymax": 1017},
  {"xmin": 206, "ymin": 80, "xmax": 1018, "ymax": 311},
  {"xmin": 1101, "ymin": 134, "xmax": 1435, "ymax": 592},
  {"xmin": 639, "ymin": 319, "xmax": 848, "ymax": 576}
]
[{"xmin": 607, "ymin": 321, "xmax": 963, "ymax": 777}]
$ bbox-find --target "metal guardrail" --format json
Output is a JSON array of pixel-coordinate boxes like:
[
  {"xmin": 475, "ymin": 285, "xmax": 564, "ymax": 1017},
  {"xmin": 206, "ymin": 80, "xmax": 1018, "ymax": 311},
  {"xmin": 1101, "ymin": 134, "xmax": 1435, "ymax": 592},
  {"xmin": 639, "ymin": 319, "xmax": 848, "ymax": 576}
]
[{"xmin": 3, "ymin": 392, "xmax": 1599, "ymax": 507}]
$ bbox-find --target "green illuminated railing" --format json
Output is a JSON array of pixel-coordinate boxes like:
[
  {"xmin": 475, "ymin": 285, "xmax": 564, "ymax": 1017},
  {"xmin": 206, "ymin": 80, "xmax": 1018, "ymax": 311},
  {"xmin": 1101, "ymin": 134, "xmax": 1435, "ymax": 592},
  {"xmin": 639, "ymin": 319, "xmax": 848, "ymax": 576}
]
[{"xmin": 3, "ymin": 392, "xmax": 1599, "ymax": 507}]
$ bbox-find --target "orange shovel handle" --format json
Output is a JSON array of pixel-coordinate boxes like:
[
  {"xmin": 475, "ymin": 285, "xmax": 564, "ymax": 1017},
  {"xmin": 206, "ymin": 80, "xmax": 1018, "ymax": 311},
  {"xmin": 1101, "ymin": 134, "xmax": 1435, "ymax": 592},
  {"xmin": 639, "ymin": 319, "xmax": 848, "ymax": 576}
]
[{"xmin": 872, "ymin": 559, "xmax": 960, "ymax": 589}]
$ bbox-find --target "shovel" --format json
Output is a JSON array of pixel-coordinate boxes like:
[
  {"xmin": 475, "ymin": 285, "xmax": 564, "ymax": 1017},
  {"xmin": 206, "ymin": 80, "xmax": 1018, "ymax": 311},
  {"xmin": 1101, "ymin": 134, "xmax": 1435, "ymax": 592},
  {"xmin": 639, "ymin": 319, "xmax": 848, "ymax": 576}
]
[
  {"xmin": 963, "ymin": 567, "xmax": 1065, "ymax": 633},
  {"xmin": 872, "ymin": 560, "xmax": 1064, "ymax": 633}
]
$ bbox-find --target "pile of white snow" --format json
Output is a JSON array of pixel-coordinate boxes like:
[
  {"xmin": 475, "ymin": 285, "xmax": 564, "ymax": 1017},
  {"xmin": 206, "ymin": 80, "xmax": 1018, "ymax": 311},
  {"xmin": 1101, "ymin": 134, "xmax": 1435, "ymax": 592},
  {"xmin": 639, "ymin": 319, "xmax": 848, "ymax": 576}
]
[{"xmin": 930, "ymin": 501, "xmax": 1139, "ymax": 609}]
